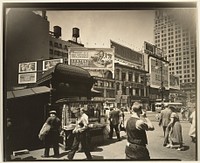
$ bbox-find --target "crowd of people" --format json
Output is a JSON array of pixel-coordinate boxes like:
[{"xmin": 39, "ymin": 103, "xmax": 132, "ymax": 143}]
[
  {"xmin": 37, "ymin": 101, "xmax": 156, "ymax": 160},
  {"xmin": 8, "ymin": 101, "xmax": 195, "ymax": 161}
]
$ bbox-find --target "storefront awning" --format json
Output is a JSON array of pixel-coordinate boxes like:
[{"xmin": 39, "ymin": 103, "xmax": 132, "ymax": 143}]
[{"xmin": 7, "ymin": 86, "xmax": 51, "ymax": 99}]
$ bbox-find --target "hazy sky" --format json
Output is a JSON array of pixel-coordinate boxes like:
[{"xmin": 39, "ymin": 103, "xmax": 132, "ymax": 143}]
[{"xmin": 46, "ymin": 10, "xmax": 155, "ymax": 50}]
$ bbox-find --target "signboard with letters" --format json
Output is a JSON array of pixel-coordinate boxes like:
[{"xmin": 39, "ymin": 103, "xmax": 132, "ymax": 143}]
[
  {"xmin": 68, "ymin": 47, "xmax": 115, "ymax": 78},
  {"xmin": 149, "ymin": 58, "xmax": 169, "ymax": 89}
]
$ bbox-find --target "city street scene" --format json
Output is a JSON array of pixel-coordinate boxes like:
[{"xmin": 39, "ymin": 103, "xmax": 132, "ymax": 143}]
[{"xmin": 3, "ymin": 2, "xmax": 198, "ymax": 161}]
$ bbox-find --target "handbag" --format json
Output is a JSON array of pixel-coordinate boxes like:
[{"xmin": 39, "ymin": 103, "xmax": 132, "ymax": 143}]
[{"xmin": 38, "ymin": 123, "xmax": 51, "ymax": 141}]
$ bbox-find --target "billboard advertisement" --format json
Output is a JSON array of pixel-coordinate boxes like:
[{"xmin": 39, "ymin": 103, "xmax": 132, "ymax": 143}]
[
  {"xmin": 19, "ymin": 61, "xmax": 37, "ymax": 73},
  {"xmin": 144, "ymin": 41, "xmax": 163, "ymax": 58},
  {"xmin": 68, "ymin": 47, "xmax": 115, "ymax": 78},
  {"xmin": 169, "ymin": 74, "xmax": 180, "ymax": 90},
  {"xmin": 18, "ymin": 73, "xmax": 37, "ymax": 84},
  {"xmin": 111, "ymin": 40, "xmax": 143, "ymax": 65},
  {"xmin": 42, "ymin": 58, "xmax": 63, "ymax": 71},
  {"xmin": 149, "ymin": 58, "xmax": 169, "ymax": 89}
]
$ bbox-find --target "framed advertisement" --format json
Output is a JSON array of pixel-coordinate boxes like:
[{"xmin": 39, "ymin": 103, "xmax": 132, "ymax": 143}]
[
  {"xmin": 18, "ymin": 62, "xmax": 37, "ymax": 73},
  {"xmin": 42, "ymin": 58, "xmax": 63, "ymax": 71},
  {"xmin": 18, "ymin": 73, "xmax": 37, "ymax": 84}
]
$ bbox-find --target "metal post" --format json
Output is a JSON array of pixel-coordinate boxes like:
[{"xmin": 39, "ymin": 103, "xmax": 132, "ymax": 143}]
[{"xmin": 161, "ymin": 63, "xmax": 164, "ymax": 103}]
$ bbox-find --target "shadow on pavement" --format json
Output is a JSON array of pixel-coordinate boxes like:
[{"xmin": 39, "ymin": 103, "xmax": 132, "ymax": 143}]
[
  {"xmin": 13, "ymin": 156, "xmax": 37, "ymax": 161},
  {"xmin": 102, "ymin": 135, "xmax": 127, "ymax": 146},
  {"xmin": 181, "ymin": 145, "xmax": 190, "ymax": 151},
  {"xmin": 92, "ymin": 155, "xmax": 104, "ymax": 160},
  {"xmin": 91, "ymin": 146, "xmax": 103, "ymax": 152}
]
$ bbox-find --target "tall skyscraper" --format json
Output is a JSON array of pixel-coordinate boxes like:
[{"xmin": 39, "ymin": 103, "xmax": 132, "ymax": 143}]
[{"xmin": 154, "ymin": 9, "xmax": 196, "ymax": 104}]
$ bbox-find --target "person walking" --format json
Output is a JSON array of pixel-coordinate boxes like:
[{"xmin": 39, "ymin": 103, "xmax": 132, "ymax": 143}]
[
  {"xmin": 158, "ymin": 104, "xmax": 172, "ymax": 146},
  {"xmin": 67, "ymin": 107, "xmax": 92, "ymax": 160},
  {"xmin": 189, "ymin": 109, "xmax": 196, "ymax": 143},
  {"xmin": 42, "ymin": 110, "xmax": 61, "ymax": 158},
  {"xmin": 108, "ymin": 107, "xmax": 121, "ymax": 141},
  {"xmin": 125, "ymin": 101, "xmax": 154, "ymax": 160},
  {"xmin": 165, "ymin": 106, "xmax": 184, "ymax": 151}
]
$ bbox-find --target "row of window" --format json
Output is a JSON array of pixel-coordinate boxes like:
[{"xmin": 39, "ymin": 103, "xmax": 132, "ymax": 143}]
[
  {"xmin": 180, "ymin": 79, "xmax": 195, "ymax": 83},
  {"xmin": 49, "ymin": 49, "xmax": 67, "ymax": 56},
  {"xmin": 49, "ymin": 41, "xmax": 68, "ymax": 50}
]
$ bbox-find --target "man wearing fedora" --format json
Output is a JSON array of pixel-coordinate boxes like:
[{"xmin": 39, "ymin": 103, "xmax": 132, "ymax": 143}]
[
  {"xmin": 67, "ymin": 107, "xmax": 92, "ymax": 160},
  {"xmin": 125, "ymin": 101, "xmax": 154, "ymax": 160},
  {"xmin": 42, "ymin": 110, "xmax": 61, "ymax": 158}
]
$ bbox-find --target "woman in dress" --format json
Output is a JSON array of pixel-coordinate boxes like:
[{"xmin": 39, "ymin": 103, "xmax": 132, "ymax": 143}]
[{"xmin": 166, "ymin": 106, "xmax": 183, "ymax": 151}]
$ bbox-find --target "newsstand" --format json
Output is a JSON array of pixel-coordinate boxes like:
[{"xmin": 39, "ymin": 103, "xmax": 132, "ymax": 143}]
[{"xmin": 36, "ymin": 63, "xmax": 107, "ymax": 150}]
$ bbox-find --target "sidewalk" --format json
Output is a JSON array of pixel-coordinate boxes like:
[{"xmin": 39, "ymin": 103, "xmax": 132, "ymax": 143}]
[
  {"xmin": 11, "ymin": 132, "xmax": 128, "ymax": 161},
  {"xmin": 10, "ymin": 112, "xmax": 197, "ymax": 161}
]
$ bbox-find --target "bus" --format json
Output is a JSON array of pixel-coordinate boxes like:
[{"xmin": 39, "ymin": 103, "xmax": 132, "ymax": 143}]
[{"xmin": 155, "ymin": 102, "xmax": 183, "ymax": 113}]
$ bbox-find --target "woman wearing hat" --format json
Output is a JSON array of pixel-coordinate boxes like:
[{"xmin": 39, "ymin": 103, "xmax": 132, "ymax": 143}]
[
  {"xmin": 125, "ymin": 101, "xmax": 154, "ymax": 160},
  {"xmin": 42, "ymin": 110, "xmax": 61, "ymax": 158},
  {"xmin": 67, "ymin": 107, "xmax": 92, "ymax": 160}
]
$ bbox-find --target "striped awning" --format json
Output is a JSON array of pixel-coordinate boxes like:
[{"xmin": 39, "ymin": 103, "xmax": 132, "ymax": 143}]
[{"xmin": 7, "ymin": 86, "xmax": 51, "ymax": 99}]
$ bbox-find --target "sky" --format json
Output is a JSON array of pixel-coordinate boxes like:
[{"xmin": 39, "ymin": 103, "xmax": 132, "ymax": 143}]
[{"xmin": 46, "ymin": 10, "xmax": 155, "ymax": 50}]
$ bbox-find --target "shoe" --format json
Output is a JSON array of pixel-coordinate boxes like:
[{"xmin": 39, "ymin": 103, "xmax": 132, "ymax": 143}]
[
  {"xmin": 118, "ymin": 138, "xmax": 121, "ymax": 141},
  {"xmin": 163, "ymin": 144, "xmax": 167, "ymax": 147},
  {"xmin": 67, "ymin": 155, "xmax": 73, "ymax": 160},
  {"xmin": 166, "ymin": 144, "xmax": 173, "ymax": 148},
  {"xmin": 177, "ymin": 148, "xmax": 183, "ymax": 151},
  {"xmin": 41, "ymin": 155, "xmax": 49, "ymax": 158}
]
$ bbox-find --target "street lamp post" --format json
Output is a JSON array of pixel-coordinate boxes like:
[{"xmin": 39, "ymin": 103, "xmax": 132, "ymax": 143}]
[{"xmin": 155, "ymin": 60, "xmax": 167, "ymax": 109}]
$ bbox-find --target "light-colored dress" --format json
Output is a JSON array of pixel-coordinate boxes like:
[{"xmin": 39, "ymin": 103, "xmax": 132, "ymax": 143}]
[
  {"xmin": 169, "ymin": 112, "xmax": 183, "ymax": 144},
  {"xmin": 189, "ymin": 111, "xmax": 196, "ymax": 138}
]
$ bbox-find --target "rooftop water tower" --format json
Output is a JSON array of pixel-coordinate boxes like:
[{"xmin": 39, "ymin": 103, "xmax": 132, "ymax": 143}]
[
  {"xmin": 54, "ymin": 26, "xmax": 61, "ymax": 38},
  {"xmin": 72, "ymin": 27, "xmax": 80, "ymax": 43}
]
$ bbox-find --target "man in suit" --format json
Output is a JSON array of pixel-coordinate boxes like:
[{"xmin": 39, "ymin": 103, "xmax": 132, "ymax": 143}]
[
  {"xmin": 158, "ymin": 104, "xmax": 172, "ymax": 146},
  {"xmin": 108, "ymin": 107, "xmax": 121, "ymax": 141}
]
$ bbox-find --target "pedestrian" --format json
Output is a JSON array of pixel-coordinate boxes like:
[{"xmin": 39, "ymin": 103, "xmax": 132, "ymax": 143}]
[
  {"xmin": 42, "ymin": 110, "xmax": 61, "ymax": 158},
  {"xmin": 180, "ymin": 107, "xmax": 187, "ymax": 121},
  {"xmin": 188, "ymin": 109, "xmax": 196, "ymax": 143},
  {"xmin": 165, "ymin": 106, "xmax": 184, "ymax": 151},
  {"xmin": 158, "ymin": 103, "xmax": 172, "ymax": 146},
  {"xmin": 67, "ymin": 107, "xmax": 92, "ymax": 160},
  {"xmin": 119, "ymin": 108, "xmax": 126, "ymax": 132},
  {"xmin": 125, "ymin": 101, "xmax": 154, "ymax": 160},
  {"xmin": 6, "ymin": 117, "xmax": 13, "ymax": 161},
  {"xmin": 108, "ymin": 107, "xmax": 121, "ymax": 141}
]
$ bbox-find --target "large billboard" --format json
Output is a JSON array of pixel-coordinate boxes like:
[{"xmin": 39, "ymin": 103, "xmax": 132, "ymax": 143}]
[
  {"xmin": 68, "ymin": 47, "xmax": 115, "ymax": 78},
  {"xmin": 149, "ymin": 58, "xmax": 169, "ymax": 89}
]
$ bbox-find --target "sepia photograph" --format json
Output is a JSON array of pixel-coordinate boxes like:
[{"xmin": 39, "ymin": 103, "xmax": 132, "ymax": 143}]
[{"xmin": 2, "ymin": 1, "xmax": 198, "ymax": 161}]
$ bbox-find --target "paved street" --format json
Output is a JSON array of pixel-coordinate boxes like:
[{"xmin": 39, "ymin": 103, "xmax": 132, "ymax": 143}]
[{"xmin": 11, "ymin": 111, "xmax": 197, "ymax": 161}]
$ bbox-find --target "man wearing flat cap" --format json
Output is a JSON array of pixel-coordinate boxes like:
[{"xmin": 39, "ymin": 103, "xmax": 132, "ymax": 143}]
[
  {"xmin": 67, "ymin": 107, "xmax": 92, "ymax": 160},
  {"xmin": 125, "ymin": 101, "xmax": 154, "ymax": 160},
  {"xmin": 42, "ymin": 110, "xmax": 61, "ymax": 158}
]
